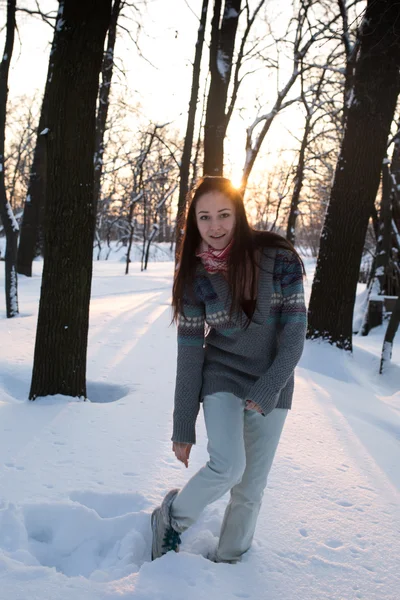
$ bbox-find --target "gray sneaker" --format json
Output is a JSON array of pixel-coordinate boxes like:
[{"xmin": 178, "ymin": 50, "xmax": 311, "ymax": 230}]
[{"xmin": 151, "ymin": 488, "xmax": 181, "ymax": 560}]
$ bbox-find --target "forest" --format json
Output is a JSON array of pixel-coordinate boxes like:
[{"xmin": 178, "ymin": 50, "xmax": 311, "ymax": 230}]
[
  {"xmin": 1, "ymin": 0, "xmax": 399, "ymax": 400},
  {"xmin": 0, "ymin": 2, "xmax": 399, "ymax": 598}
]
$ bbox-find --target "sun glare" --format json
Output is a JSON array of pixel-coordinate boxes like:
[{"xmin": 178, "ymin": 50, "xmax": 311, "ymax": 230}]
[{"xmin": 230, "ymin": 175, "xmax": 243, "ymax": 189}]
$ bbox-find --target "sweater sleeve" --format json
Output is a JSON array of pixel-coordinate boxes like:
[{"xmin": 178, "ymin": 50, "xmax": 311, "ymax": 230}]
[
  {"xmin": 172, "ymin": 280, "xmax": 206, "ymax": 444},
  {"xmin": 247, "ymin": 250, "xmax": 307, "ymax": 415}
]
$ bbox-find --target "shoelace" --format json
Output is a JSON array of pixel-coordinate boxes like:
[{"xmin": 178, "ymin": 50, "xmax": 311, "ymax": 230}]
[{"xmin": 162, "ymin": 527, "xmax": 181, "ymax": 553}]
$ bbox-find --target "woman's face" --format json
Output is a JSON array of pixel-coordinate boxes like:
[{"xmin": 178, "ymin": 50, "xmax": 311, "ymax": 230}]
[{"xmin": 195, "ymin": 192, "xmax": 236, "ymax": 250}]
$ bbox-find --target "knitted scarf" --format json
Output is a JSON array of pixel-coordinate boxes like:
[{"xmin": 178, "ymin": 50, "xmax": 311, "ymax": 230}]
[{"xmin": 196, "ymin": 239, "xmax": 233, "ymax": 273}]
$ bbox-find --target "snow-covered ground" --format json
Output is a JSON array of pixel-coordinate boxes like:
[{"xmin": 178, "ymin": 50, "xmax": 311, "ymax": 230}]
[{"xmin": 0, "ymin": 255, "xmax": 399, "ymax": 600}]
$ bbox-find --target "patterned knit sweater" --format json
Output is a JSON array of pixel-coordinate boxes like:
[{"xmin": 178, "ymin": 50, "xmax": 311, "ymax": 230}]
[{"xmin": 172, "ymin": 247, "xmax": 307, "ymax": 444}]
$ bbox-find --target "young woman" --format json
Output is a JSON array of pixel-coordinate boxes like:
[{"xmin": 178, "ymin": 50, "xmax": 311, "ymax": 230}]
[{"xmin": 151, "ymin": 176, "xmax": 307, "ymax": 563}]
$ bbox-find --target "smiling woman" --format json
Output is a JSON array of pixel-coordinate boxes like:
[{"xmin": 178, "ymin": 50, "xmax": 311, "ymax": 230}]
[
  {"xmin": 195, "ymin": 192, "xmax": 236, "ymax": 250},
  {"xmin": 151, "ymin": 175, "xmax": 307, "ymax": 563}
]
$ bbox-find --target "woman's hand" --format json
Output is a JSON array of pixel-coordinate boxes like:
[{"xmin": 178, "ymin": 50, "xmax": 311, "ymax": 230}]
[
  {"xmin": 172, "ymin": 442, "xmax": 193, "ymax": 468},
  {"xmin": 245, "ymin": 400, "xmax": 264, "ymax": 415}
]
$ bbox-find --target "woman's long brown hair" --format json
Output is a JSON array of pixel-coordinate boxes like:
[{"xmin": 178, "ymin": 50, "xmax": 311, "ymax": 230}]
[{"xmin": 172, "ymin": 176, "xmax": 304, "ymax": 322}]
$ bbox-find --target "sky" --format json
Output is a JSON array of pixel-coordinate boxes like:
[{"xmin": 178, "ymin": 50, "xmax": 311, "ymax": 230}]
[{"xmin": 1, "ymin": 0, "xmax": 302, "ymax": 185}]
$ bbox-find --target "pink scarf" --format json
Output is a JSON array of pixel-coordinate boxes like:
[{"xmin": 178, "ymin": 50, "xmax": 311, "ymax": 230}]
[{"xmin": 196, "ymin": 239, "xmax": 233, "ymax": 273}]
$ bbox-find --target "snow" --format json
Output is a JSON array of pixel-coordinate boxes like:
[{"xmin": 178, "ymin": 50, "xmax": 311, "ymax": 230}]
[
  {"xmin": 346, "ymin": 88, "xmax": 354, "ymax": 109},
  {"xmin": 0, "ymin": 256, "xmax": 399, "ymax": 599},
  {"xmin": 56, "ymin": 18, "xmax": 65, "ymax": 32},
  {"xmin": 381, "ymin": 340, "xmax": 392, "ymax": 366},
  {"xmin": 224, "ymin": 7, "xmax": 239, "ymax": 19},
  {"xmin": 9, "ymin": 265, "xmax": 18, "ymax": 316},
  {"xmin": 217, "ymin": 49, "xmax": 229, "ymax": 82},
  {"xmin": 392, "ymin": 218, "xmax": 400, "ymax": 248},
  {"xmin": 6, "ymin": 202, "xmax": 19, "ymax": 233}
]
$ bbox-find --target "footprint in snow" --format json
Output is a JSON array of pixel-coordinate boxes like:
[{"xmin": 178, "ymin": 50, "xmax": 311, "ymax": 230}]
[
  {"xmin": 336, "ymin": 500, "xmax": 353, "ymax": 507},
  {"xmin": 336, "ymin": 463, "xmax": 349, "ymax": 472},
  {"xmin": 4, "ymin": 463, "xmax": 24, "ymax": 471},
  {"xmin": 299, "ymin": 528, "xmax": 309, "ymax": 537},
  {"xmin": 324, "ymin": 539, "xmax": 344, "ymax": 549}
]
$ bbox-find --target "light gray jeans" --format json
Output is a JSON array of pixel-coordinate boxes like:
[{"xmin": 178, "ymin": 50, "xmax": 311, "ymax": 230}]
[{"xmin": 171, "ymin": 391, "xmax": 288, "ymax": 562}]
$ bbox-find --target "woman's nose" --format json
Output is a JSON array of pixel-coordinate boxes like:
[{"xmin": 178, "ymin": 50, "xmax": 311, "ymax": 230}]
[{"xmin": 209, "ymin": 220, "xmax": 221, "ymax": 231}]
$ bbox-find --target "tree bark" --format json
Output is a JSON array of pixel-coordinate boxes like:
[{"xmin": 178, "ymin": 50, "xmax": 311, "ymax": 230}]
[
  {"xmin": 338, "ymin": 0, "xmax": 361, "ymax": 127},
  {"xmin": 286, "ymin": 116, "xmax": 310, "ymax": 244},
  {"xmin": 29, "ymin": 0, "xmax": 111, "ymax": 400},
  {"xmin": 17, "ymin": 4, "xmax": 65, "ymax": 277},
  {"xmin": 307, "ymin": 0, "xmax": 400, "ymax": 351},
  {"xmin": 360, "ymin": 159, "xmax": 393, "ymax": 336},
  {"xmin": 286, "ymin": 55, "xmax": 326, "ymax": 244},
  {"xmin": 175, "ymin": 0, "xmax": 209, "ymax": 261},
  {"xmin": 390, "ymin": 122, "xmax": 400, "ymax": 242},
  {"xmin": 93, "ymin": 0, "xmax": 122, "ymax": 214},
  {"xmin": 379, "ymin": 293, "xmax": 400, "ymax": 373},
  {"xmin": 203, "ymin": 0, "xmax": 241, "ymax": 176},
  {"xmin": 378, "ymin": 159, "xmax": 394, "ymax": 294},
  {"xmin": 0, "ymin": 0, "xmax": 19, "ymax": 318}
]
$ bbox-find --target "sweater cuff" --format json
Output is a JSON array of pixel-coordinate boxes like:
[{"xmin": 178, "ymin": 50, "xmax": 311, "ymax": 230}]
[
  {"xmin": 247, "ymin": 381, "xmax": 280, "ymax": 417},
  {"xmin": 172, "ymin": 420, "xmax": 197, "ymax": 445}
]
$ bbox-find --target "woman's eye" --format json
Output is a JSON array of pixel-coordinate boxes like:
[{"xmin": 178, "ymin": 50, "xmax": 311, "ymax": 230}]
[
  {"xmin": 199, "ymin": 215, "xmax": 209, "ymax": 220},
  {"xmin": 220, "ymin": 213, "xmax": 231, "ymax": 218}
]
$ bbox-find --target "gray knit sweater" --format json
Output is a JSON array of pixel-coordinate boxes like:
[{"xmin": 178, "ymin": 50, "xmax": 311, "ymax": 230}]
[{"xmin": 172, "ymin": 248, "xmax": 307, "ymax": 444}]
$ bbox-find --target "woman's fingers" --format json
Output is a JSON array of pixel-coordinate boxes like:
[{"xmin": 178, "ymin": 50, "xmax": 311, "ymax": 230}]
[
  {"xmin": 245, "ymin": 400, "xmax": 263, "ymax": 414},
  {"xmin": 185, "ymin": 444, "xmax": 192, "ymax": 463},
  {"xmin": 172, "ymin": 442, "xmax": 192, "ymax": 468}
]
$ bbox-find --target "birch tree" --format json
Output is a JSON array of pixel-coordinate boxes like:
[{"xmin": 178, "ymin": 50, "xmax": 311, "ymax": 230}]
[
  {"xmin": 29, "ymin": 0, "xmax": 112, "ymax": 400},
  {"xmin": 0, "ymin": 0, "xmax": 19, "ymax": 318},
  {"xmin": 307, "ymin": 0, "xmax": 400, "ymax": 351}
]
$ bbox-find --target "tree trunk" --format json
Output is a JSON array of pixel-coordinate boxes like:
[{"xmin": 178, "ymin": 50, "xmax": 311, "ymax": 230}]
[
  {"xmin": 360, "ymin": 159, "xmax": 393, "ymax": 336},
  {"xmin": 338, "ymin": 0, "xmax": 361, "ymax": 128},
  {"xmin": 307, "ymin": 0, "xmax": 400, "ymax": 351},
  {"xmin": 17, "ymin": 4, "xmax": 65, "ymax": 277},
  {"xmin": 29, "ymin": 0, "xmax": 111, "ymax": 400},
  {"xmin": 390, "ymin": 122, "xmax": 400, "ymax": 245},
  {"xmin": 175, "ymin": 0, "xmax": 209, "ymax": 262},
  {"xmin": 286, "ymin": 116, "xmax": 311, "ymax": 244},
  {"xmin": 144, "ymin": 223, "xmax": 158, "ymax": 270},
  {"xmin": 203, "ymin": 0, "xmax": 241, "ymax": 176},
  {"xmin": 378, "ymin": 159, "xmax": 394, "ymax": 294},
  {"xmin": 379, "ymin": 293, "xmax": 400, "ymax": 373},
  {"xmin": 93, "ymin": 0, "xmax": 122, "ymax": 214},
  {"xmin": 0, "ymin": 0, "xmax": 19, "ymax": 318},
  {"xmin": 125, "ymin": 222, "xmax": 134, "ymax": 275}
]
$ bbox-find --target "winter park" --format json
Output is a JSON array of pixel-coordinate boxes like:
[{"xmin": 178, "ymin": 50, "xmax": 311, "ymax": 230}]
[{"xmin": 0, "ymin": 0, "xmax": 400, "ymax": 599}]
